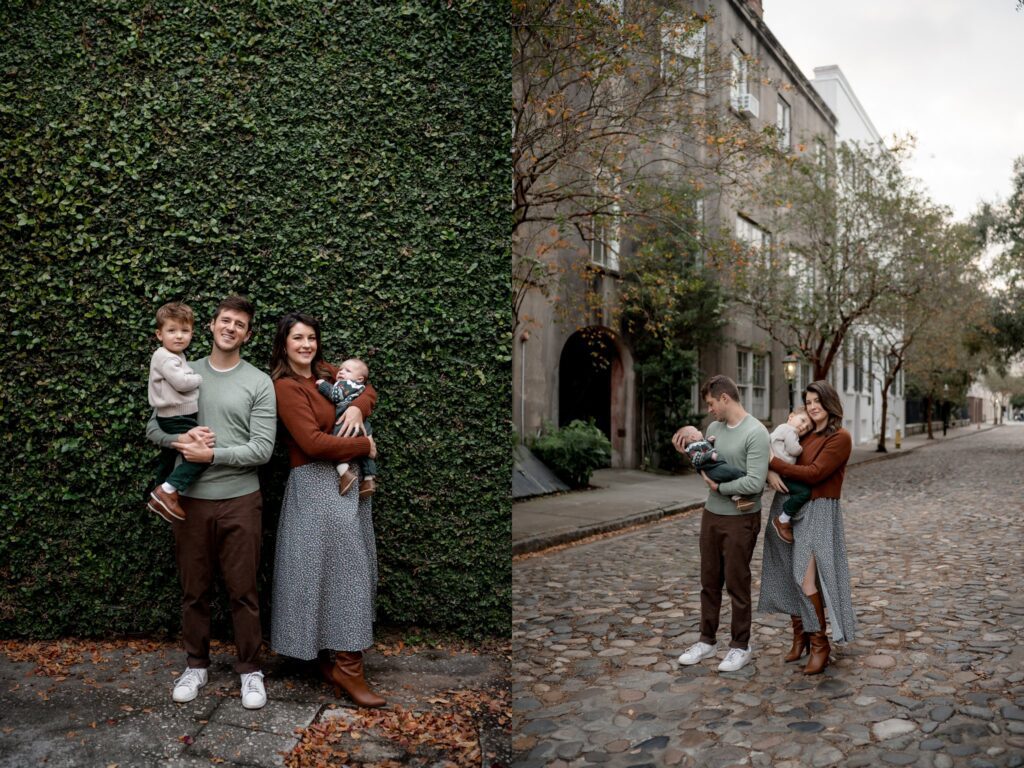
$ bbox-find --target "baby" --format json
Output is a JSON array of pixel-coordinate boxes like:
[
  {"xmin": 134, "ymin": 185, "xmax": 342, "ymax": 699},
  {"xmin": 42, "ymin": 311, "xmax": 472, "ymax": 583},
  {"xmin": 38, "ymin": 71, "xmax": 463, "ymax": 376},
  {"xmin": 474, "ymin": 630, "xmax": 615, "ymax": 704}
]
[
  {"xmin": 316, "ymin": 358, "xmax": 377, "ymax": 499},
  {"xmin": 677, "ymin": 425, "xmax": 756, "ymax": 512},
  {"xmin": 769, "ymin": 408, "xmax": 814, "ymax": 543},
  {"xmin": 147, "ymin": 301, "xmax": 206, "ymax": 523}
]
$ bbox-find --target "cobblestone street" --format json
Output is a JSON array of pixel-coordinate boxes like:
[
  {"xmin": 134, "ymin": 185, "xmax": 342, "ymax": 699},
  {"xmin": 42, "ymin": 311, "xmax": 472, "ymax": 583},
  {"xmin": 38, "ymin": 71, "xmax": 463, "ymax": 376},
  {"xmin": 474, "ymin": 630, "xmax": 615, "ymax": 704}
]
[{"xmin": 512, "ymin": 426, "xmax": 1024, "ymax": 768}]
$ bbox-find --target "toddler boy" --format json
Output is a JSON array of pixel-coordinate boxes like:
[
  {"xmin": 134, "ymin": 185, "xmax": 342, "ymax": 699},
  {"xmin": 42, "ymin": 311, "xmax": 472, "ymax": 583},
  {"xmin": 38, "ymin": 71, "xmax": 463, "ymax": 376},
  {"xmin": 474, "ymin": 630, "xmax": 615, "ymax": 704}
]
[
  {"xmin": 147, "ymin": 301, "xmax": 205, "ymax": 523},
  {"xmin": 769, "ymin": 408, "xmax": 814, "ymax": 543}
]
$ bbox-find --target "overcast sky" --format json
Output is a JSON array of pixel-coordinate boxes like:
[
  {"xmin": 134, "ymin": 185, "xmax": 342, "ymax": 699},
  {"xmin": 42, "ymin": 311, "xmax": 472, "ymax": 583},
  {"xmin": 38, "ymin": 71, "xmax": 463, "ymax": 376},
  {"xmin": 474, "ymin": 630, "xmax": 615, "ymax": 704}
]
[{"xmin": 761, "ymin": 0, "xmax": 1024, "ymax": 222}]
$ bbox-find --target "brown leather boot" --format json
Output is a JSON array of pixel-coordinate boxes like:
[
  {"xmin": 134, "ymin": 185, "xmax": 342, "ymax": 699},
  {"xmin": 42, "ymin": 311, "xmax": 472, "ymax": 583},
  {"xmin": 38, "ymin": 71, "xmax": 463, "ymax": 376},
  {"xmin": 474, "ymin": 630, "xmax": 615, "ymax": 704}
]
[
  {"xmin": 803, "ymin": 591, "xmax": 831, "ymax": 675},
  {"xmin": 784, "ymin": 615, "xmax": 810, "ymax": 662},
  {"xmin": 324, "ymin": 651, "xmax": 386, "ymax": 708}
]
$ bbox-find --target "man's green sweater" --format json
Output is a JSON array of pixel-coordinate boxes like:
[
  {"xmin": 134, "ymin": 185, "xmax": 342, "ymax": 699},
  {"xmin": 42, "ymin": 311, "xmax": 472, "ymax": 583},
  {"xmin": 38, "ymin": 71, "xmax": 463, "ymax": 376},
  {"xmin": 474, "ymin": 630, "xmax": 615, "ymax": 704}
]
[
  {"xmin": 704, "ymin": 414, "xmax": 770, "ymax": 515},
  {"xmin": 146, "ymin": 357, "xmax": 277, "ymax": 500}
]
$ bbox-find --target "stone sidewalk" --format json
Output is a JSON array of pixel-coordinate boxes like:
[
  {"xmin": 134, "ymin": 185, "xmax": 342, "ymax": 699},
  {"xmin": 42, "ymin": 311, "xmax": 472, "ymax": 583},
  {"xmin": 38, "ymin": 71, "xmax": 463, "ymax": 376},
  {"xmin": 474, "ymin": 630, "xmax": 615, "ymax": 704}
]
[
  {"xmin": 512, "ymin": 423, "xmax": 998, "ymax": 555},
  {"xmin": 511, "ymin": 425, "xmax": 1024, "ymax": 767},
  {"xmin": 0, "ymin": 639, "xmax": 510, "ymax": 767}
]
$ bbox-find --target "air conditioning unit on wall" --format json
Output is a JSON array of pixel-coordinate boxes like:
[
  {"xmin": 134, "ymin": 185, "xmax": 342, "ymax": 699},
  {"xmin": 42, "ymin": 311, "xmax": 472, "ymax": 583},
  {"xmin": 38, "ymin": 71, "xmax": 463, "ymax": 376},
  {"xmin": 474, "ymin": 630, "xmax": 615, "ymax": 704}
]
[{"xmin": 736, "ymin": 93, "xmax": 759, "ymax": 119}]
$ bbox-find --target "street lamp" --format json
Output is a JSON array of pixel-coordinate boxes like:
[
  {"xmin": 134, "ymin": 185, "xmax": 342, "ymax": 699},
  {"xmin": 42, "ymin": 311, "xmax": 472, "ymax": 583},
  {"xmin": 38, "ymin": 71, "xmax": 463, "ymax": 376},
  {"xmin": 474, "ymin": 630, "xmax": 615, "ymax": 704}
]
[{"xmin": 783, "ymin": 352, "xmax": 799, "ymax": 412}]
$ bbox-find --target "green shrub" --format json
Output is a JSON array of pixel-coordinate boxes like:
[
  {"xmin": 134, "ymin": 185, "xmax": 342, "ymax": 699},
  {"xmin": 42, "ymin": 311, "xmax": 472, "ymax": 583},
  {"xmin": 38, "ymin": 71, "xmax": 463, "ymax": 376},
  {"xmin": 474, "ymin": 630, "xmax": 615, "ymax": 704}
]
[
  {"xmin": 0, "ymin": 0, "xmax": 509, "ymax": 638},
  {"xmin": 531, "ymin": 420, "xmax": 611, "ymax": 489}
]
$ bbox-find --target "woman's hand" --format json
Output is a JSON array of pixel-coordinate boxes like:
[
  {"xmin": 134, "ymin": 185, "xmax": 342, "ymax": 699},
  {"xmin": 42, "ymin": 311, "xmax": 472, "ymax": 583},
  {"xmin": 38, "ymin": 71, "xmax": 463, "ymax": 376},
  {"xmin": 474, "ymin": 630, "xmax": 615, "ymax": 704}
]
[
  {"xmin": 366, "ymin": 435, "xmax": 377, "ymax": 460},
  {"xmin": 335, "ymin": 405, "xmax": 365, "ymax": 437},
  {"xmin": 767, "ymin": 470, "xmax": 789, "ymax": 493}
]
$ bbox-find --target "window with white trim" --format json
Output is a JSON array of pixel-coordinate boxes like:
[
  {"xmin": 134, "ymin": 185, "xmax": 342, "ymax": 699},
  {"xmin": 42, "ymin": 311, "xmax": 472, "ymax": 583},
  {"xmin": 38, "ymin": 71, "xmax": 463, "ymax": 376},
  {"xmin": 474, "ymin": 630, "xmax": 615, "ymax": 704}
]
[
  {"xmin": 736, "ymin": 349, "xmax": 770, "ymax": 419},
  {"xmin": 866, "ymin": 338, "xmax": 874, "ymax": 392},
  {"xmin": 799, "ymin": 361, "xmax": 813, "ymax": 396},
  {"xmin": 736, "ymin": 215, "xmax": 771, "ymax": 266},
  {"xmin": 590, "ymin": 216, "xmax": 620, "ymax": 272},
  {"xmin": 854, "ymin": 335, "xmax": 865, "ymax": 393},
  {"xmin": 661, "ymin": 18, "xmax": 705, "ymax": 91},
  {"xmin": 776, "ymin": 96, "xmax": 791, "ymax": 151},
  {"xmin": 590, "ymin": 199, "xmax": 621, "ymax": 272},
  {"xmin": 752, "ymin": 353, "xmax": 768, "ymax": 417},
  {"xmin": 730, "ymin": 50, "xmax": 748, "ymax": 110},
  {"xmin": 736, "ymin": 350, "xmax": 750, "ymax": 408},
  {"xmin": 693, "ymin": 197, "xmax": 705, "ymax": 265},
  {"xmin": 842, "ymin": 337, "xmax": 851, "ymax": 392}
]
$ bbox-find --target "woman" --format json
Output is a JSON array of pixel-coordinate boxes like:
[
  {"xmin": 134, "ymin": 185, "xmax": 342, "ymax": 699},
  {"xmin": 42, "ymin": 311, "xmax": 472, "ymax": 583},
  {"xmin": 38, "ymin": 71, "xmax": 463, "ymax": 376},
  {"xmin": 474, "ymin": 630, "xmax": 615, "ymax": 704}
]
[
  {"xmin": 268, "ymin": 312, "xmax": 385, "ymax": 707},
  {"xmin": 758, "ymin": 380, "xmax": 855, "ymax": 675}
]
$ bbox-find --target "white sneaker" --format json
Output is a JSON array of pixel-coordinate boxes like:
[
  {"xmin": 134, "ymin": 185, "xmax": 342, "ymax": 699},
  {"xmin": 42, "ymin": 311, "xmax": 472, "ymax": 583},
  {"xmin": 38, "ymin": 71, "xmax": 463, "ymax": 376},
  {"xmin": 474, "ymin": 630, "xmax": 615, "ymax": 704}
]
[
  {"xmin": 718, "ymin": 646, "xmax": 753, "ymax": 672},
  {"xmin": 172, "ymin": 667, "xmax": 208, "ymax": 703},
  {"xmin": 240, "ymin": 671, "xmax": 267, "ymax": 710},
  {"xmin": 677, "ymin": 641, "xmax": 718, "ymax": 665}
]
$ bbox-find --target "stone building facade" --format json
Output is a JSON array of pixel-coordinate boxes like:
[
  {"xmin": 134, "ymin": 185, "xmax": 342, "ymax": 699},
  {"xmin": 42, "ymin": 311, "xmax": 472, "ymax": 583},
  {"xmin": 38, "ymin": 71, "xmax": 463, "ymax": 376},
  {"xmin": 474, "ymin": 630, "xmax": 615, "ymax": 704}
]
[{"xmin": 514, "ymin": 0, "xmax": 837, "ymax": 467}]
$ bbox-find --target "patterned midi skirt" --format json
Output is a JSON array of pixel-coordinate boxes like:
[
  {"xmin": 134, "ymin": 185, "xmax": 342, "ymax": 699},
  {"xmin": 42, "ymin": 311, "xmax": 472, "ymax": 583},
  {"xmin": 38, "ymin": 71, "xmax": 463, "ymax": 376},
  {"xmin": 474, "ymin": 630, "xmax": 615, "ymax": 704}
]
[
  {"xmin": 757, "ymin": 493, "xmax": 857, "ymax": 643},
  {"xmin": 270, "ymin": 461, "xmax": 377, "ymax": 659}
]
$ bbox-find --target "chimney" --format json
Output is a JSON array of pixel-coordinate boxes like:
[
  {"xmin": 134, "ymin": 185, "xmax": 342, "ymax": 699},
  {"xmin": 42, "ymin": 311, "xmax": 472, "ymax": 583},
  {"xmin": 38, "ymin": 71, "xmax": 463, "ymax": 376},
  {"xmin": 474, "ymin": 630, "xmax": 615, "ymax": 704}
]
[{"xmin": 747, "ymin": 0, "xmax": 764, "ymax": 18}]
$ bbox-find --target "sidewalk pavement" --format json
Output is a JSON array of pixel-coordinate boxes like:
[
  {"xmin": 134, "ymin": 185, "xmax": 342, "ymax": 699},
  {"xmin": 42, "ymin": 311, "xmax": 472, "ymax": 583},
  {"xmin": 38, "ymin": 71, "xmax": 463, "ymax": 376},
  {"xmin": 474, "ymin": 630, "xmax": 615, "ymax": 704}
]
[
  {"xmin": 0, "ymin": 637, "xmax": 510, "ymax": 767},
  {"xmin": 512, "ymin": 422, "xmax": 1000, "ymax": 556}
]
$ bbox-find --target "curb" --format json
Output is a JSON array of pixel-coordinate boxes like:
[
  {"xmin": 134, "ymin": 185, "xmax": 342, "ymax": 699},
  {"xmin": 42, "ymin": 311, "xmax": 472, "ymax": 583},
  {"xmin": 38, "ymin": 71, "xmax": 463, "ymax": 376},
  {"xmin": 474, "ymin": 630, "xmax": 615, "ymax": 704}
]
[
  {"xmin": 512, "ymin": 424, "xmax": 1001, "ymax": 557},
  {"xmin": 511, "ymin": 500, "xmax": 705, "ymax": 557},
  {"xmin": 847, "ymin": 423, "xmax": 998, "ymax": 469}
]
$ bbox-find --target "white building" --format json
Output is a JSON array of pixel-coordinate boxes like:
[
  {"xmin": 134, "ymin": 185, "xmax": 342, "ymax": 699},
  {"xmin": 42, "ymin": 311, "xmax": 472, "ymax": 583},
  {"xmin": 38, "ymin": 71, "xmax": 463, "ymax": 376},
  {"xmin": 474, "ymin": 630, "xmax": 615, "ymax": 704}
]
[{"xmin": 809, "ymin": 65, "xmax": 906, "ymax": 446}]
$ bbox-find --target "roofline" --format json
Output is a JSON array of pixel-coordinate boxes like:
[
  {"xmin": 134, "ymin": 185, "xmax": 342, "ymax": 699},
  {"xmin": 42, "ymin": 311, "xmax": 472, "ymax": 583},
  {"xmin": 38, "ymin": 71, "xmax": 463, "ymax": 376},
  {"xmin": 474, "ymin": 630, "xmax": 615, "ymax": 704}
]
[
  {"xmin": 811, "ymin": 65, "xmax": 882, "ymax": 143},
  {"xmin": 726, "ymin": 0, "xmax": 837, "ymax": 129}
]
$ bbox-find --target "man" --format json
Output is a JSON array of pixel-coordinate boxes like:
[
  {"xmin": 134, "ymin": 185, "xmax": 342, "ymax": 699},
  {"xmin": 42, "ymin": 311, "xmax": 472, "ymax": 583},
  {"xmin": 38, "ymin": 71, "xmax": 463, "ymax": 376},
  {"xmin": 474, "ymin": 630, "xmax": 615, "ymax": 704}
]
[
  {"xmin": 672, "ymin": 375, "xmax": 770, "ymax": 672},
  {"xmin": 146, "ymin": 295, "xmax": 277, "ymax": 709}
]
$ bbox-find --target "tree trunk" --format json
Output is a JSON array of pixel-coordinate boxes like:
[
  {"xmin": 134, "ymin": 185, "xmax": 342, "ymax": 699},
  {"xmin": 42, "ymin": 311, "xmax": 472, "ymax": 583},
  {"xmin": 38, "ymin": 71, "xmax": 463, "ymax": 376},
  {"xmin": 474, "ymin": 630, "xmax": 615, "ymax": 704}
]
[{"xmin": 925, "ymin": 395, "xmax": 934, "ymax": 439}]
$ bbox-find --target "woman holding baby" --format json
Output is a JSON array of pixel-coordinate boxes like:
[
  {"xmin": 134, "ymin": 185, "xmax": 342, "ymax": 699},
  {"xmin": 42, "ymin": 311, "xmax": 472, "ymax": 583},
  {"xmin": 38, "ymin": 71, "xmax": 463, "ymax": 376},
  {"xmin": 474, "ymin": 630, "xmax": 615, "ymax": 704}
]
[
  {"xmin": 268, "ymin": 311, "xmax": 385, "ymax": 707},
  {"xmin": 758, "ymin": 380, "xmax": 856, "ymax": 675}
]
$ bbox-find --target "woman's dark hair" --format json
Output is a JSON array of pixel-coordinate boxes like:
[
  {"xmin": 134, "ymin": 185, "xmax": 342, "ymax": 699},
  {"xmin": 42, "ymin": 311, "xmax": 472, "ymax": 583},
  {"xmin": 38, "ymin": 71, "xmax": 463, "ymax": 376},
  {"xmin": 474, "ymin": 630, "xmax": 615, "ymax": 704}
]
[
  {"xmin": 803, "ymin": 379, "xmax": 844, "ymax": 435},
  {"xmin": 269, "ymin": 312, "xmax": 332, "ymax": 381}
]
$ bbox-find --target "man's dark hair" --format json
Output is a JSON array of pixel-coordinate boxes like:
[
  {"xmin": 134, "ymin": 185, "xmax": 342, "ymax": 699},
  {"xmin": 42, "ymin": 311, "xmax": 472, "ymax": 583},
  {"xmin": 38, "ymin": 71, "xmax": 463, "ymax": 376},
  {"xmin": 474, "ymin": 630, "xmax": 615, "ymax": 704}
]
[
  {"xmin": 700, "ymin": 374, "xmax": 740, "ymax": 403},
  {"xmin": 213, "ymin": 294, "xmax": 255, "ymax": 331}
]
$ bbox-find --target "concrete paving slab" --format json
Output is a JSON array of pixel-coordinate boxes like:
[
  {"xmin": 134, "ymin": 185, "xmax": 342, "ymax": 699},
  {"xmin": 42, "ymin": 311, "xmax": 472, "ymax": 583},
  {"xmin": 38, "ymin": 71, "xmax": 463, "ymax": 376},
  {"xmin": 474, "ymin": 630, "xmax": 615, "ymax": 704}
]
[
  {"xmin": 0, "ymin": 642, "xmax": 509, "ymax": 766},
  {"xmin": 210, "ymin": 697, "xmax": 320, "ymax": 736},
  {"xmin": 188, "ymin": 721, "xmax": 298, "ymax": 767}
]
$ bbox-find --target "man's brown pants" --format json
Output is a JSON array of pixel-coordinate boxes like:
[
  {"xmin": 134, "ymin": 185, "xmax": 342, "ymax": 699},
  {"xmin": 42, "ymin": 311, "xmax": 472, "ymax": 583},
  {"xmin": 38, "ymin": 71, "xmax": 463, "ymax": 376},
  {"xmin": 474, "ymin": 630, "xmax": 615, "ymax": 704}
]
[
  {"xmin": 173, "ymin": 490, "xmax": 263, "ymax": 673},
  {"xmin": 698, "ymin": 508, "xmax": 761, "ymax": 650}
]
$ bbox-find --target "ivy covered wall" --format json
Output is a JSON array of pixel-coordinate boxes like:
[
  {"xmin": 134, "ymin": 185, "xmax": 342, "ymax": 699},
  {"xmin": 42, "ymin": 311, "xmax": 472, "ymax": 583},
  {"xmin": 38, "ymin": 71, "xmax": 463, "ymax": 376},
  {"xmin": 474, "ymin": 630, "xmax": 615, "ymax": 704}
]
[{"xmin": 0, "ymin": 0, "xmax": 510, "ymax": 637}]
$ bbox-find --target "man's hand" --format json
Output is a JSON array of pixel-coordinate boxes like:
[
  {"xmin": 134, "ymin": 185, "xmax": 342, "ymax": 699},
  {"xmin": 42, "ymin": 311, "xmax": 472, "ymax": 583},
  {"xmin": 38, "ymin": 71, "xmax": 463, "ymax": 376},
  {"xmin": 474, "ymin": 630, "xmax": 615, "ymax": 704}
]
[
  {"xmin": 171, "ymin": 439, "xmax": 214, "ymax": 463},
  {"xmin": 700, "ymin": 471, "xmax": 719, "ymax": 493},
  {"xmin": 366, "ymin": 435, "xmax": 377, "ymax": 460},
  {"xmin": 185, "ymin": 426, "xmax": 216, "ymax": 448},
  {"xmin": 767, "ymin": 470, "xmax": 789, "ymax": 493},
  {"xmin": 316, "ymin": 379, "xmax": 327, "ymax": 386},
  {"xmin": 670, "ymin": 427, "xmax": 689, "ymax": 454},
  {"xmin": 335, "ymin": 405, "xmax": 365, "ymax": 436}
]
